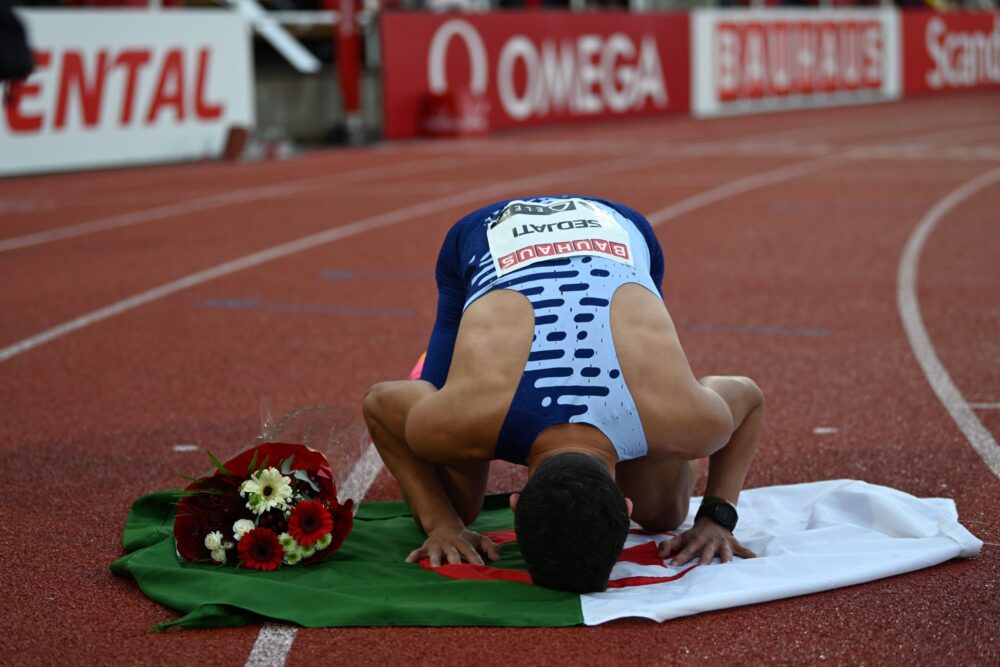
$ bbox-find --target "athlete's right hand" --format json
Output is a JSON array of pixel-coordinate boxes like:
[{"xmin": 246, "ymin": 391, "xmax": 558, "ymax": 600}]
[{"xmin": 405, "ymin": 527, "xmax": 501, "ymax": 567}]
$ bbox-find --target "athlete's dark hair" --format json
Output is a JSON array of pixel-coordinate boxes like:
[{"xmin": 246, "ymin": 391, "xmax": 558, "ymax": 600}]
[{"xmin": 514, "ymin": 452, "xmax": 629, "ymax": 593}]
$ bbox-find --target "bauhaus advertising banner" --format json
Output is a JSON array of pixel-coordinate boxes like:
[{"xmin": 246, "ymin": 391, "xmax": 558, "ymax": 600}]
[
  {"xmin": 380, "ymin": 11, "xmax": 690, "ymax": 139},
  {"xmin": 902, "ymin": 11, "xmax": 1000, "ymax": 95},
  {"xmin": 691, "ymin": 8, "xmax": 901, "ymax": 117},
  {"xmin": 1, "ymin": 10, "xmax": 254, "ymax": 176}
]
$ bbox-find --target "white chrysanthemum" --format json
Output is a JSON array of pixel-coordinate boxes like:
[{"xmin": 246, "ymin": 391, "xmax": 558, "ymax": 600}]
[
  {"xmin": 315, "ymin": 533, "xmax": 332, "ymax": 550},
  {"xmin": 278, "ymin": 532, "xmax": 298, "ymax": 551},
  {"xmin": 283, "ymin": 548, "xmax": 302, "ymax": 566},
  {"xmin": 210, "ymin": 548, "xmax": 227, "ymax": 564},
  {"xmin": 299, "ymin": 544, "xmax": 316, "ymax": 560},
  {"xmin": 204, "ymin": 531, "xmax": 224, "ymax": 551},
  {"xmin": 233, "ymin": 519, "xmax": 256, "ymax": 541},
  {"xmin": 240, "ymin": 467, "xmax": 293, "ymax": 515}
]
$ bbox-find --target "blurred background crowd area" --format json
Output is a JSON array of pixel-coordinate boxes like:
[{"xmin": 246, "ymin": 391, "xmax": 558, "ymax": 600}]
[{"xmin": 10, "ymin": 0, "xmax": 1000, "ymax": 13}]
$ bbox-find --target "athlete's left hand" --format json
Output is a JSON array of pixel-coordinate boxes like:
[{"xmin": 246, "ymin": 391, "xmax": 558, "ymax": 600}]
[{"xmin": 657, "ymin": 517, "xmax": 756, "ymax": 566}]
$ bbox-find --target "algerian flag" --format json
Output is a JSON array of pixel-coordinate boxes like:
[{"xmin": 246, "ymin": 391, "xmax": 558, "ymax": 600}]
[{"xmin": 111, "ymin": 479, "xmax": 980, "ymax": 629}]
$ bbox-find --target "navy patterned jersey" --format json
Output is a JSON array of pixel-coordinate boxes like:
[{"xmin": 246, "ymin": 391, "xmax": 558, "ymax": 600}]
[{"xmin": 420, "ymin": 195, "xmax": 665, "ymax": 464}]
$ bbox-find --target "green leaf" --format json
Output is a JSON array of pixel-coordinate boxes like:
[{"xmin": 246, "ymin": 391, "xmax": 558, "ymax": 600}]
[
  {"xmin": 206, "ymin": 451, "xmax": 235, "ymax": 479},
  {"xmin": 291, "ymin": 469, "xmax": 319, "ymax": 492},
  {"xmin": 172, "ymin": 488, "xmax": 225, "ymax": 499},
  {"xmin": 247, "ymin": 451, "xmax": 258, "ymax": 476}
]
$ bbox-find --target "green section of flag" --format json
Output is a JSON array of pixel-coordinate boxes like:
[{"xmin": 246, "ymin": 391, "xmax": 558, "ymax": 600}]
[{"xmin": 111, "ymin": 491, "xmax": 582, "ymax": 629}]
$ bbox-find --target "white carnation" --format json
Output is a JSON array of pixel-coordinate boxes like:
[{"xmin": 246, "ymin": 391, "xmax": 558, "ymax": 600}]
[
  {"xmin": 233, "ymin": 519, "xmax": 256, "ymax": 541},
  {"xmin": 204, "ymin": 530, "xmax": 224, "ymax": 551},
  {"xmin": 210, "ymin": 548, "xmax": 227, "ymax": 564}
]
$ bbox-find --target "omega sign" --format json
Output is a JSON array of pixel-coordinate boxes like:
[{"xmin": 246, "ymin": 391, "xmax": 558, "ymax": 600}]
[{"xmin": 426, "ymin": 19, "xmax": 669, "ymax": 121}]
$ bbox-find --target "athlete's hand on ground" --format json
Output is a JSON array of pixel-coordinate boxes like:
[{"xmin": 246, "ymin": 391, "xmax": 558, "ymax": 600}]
[
  {"xmin": 405, "ymin": 527, "xmax": 501, "ymax": 567},
  {"xmin": 657, "ymin": 517, "xmax": 756, "ymax": 566}
]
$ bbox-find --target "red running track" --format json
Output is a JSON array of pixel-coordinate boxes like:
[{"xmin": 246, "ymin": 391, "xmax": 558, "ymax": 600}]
[{"xmin": 1, "ymin": 93, "xmax": 998, "ymax": 666}]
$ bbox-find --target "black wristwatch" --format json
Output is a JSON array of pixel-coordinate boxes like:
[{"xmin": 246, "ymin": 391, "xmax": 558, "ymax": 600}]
[{"xmin": 695, "ymin": 496, "xmax": 738, "ymax": 532}]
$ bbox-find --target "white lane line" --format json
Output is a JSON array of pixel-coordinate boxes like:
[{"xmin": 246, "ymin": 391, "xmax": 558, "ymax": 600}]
[
  {"xmin": 0, "ymin": 152, "xmax": 668, "ymax": 364},
  {"xmin": 897, "ymin": 166, "xmax": 1000, "ymax": 480},
  {"xmin": 647, "ymin": 157, "xmax": 844, "ymax": 226},
  {"xmin": 0, "ymin": 155, "xmax": 479, "ymax": 254},
  {"xmin": 970, "ymin": 403, "xmax": 1000, "ymax": 410},
  {"xmin": 245, "ymin": 625, "xmax": 298, "ymax": 667},
  {"xmin": 417, "ymin": 136, "xmax": 1000, "ymax": 163},
  {"xmin": 338, "ymin": 442, "xmax": 384, "ymax": 505},
  {"xmin": 245, "ymin": 440, "xmax": 384, "ymax": 667}
]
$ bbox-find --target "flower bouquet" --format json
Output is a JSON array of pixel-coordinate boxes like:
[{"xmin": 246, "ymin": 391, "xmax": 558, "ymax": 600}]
[{"xmin": 174, "ymin": 442, "xmax": 353, "ymax": 571}]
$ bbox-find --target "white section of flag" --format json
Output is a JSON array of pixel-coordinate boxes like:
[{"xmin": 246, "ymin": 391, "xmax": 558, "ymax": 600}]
[{"xmin": 582, "ymin": 479, "xmax": 981, "ymax": 625}]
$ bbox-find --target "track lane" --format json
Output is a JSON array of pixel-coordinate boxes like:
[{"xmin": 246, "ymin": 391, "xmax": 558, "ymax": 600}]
[
  {"xmin": 5, "ymin": 98, "xmax": 998, "ymax": 349},
  {"xmin": 904, "ymin": 172, "xmax": 1000, "ymax": 478},
  {"xmin": 2, "ymin": 95, "xmax": 999, "ymax": 666},
  {"xmin": 0, "ymin": 148, "xmax": 467, "ymax": 236},
  {"xmin": 0, "ymin": 152, "xmax": 651, "ymax": 347}
]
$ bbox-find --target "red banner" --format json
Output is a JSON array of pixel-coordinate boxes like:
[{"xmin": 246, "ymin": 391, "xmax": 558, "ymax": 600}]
[
  {"xmin": 903, "ymin": 10, "xmax": 1000, "ymax": 94},
  {"xmin": 380, "ymin": 11, "xmax": 689, "ymax": 139}
]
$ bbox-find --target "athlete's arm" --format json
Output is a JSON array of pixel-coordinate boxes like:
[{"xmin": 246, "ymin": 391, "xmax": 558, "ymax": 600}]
[
  {"xmin": 362, "ymin": 380, "xmax": 500, "ymax": 566},
  {"xmin": 698, "ymin": 376, "xmax": 764, "ymax": 505},
  {"xmin": 420, "ymin": 224, "xmax": 465, "ymax": 388},
  {"xmin": 660, "ymin": 376, "xmax": 764, "ymax": 565}
]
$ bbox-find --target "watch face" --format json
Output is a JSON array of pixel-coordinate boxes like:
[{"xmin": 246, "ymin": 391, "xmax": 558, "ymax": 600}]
[{"xmin": 714, "ymin": 504, "xmax": 737, "ymax": 529}]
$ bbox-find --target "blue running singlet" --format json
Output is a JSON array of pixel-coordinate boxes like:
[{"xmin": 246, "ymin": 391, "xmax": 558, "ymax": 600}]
[{"xmin": 420, "ymin": 196, "xmax": 665, "ymax": 465}]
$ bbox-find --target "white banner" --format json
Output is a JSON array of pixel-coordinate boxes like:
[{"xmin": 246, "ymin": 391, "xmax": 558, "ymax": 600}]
[
  {"xmin": 691, "ymin": 8, "xmax": 901, "ymax": 117},
  {"xmin": 1, "ymin": 10, "xmax": 254, "ymax": 176}
]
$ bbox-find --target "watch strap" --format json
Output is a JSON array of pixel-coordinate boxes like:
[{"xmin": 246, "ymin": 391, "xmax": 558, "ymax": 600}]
[{"xmin": 695, "ymin": 498, "xmax": 738, "ymax": 532}]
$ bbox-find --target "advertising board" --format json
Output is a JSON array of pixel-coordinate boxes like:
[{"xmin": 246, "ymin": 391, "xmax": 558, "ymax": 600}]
[
  {"xmin": 380, "ymin": 11, "xmax": 690, "ymax": 139},
  {"xmin": 903, "ymin": 11, "xmax": 1000, "ymax": 94},
  {"xmin": 1, "ymin": 10, "xmax": 254, "ymax": 176},
  {"xmin": 691, "ymin": 8, "xmax": 901, "ymax": 117}
]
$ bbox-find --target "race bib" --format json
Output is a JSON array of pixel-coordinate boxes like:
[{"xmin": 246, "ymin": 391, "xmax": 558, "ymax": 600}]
[{"xmin": 486, "ymin": 199, "xmax": 634, "ymax": 278}]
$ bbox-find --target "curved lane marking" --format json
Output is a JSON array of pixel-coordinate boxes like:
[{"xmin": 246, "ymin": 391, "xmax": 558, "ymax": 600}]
[{"xmin": 897, "ymin": 166, "xmax": 1000, "ymax": 479}]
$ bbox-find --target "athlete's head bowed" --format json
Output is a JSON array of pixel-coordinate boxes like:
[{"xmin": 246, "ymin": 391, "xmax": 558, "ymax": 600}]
[{"xmin": 512, "ymin": 452, "xmax": 631, "ymax": 593}]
